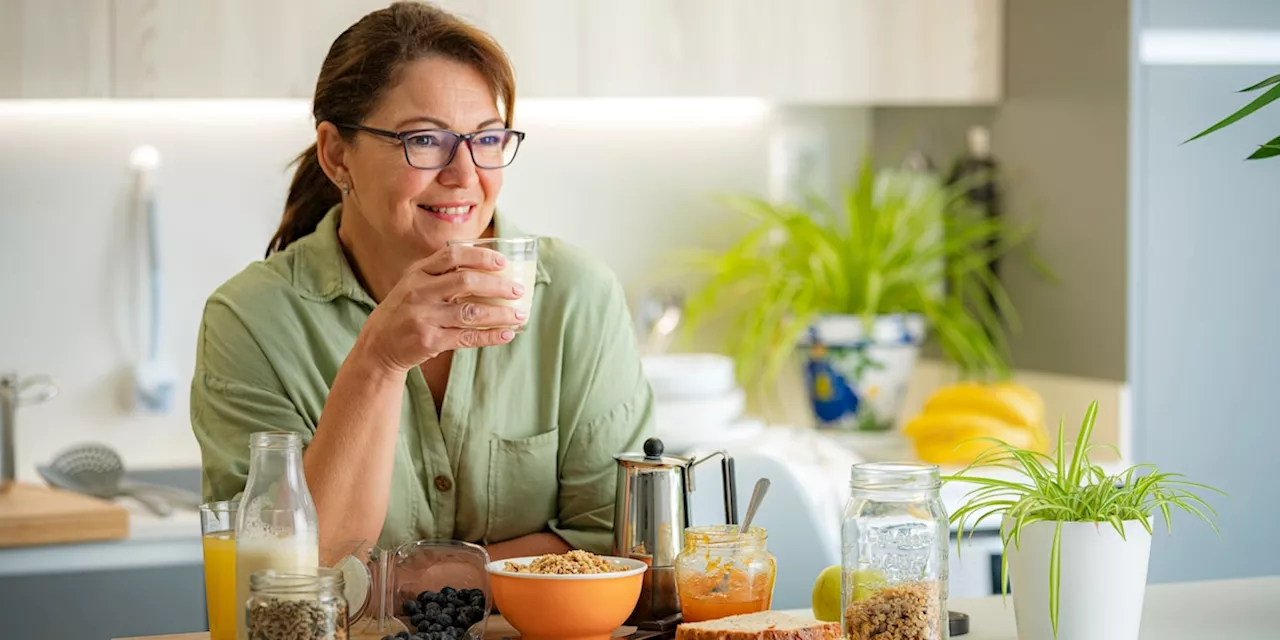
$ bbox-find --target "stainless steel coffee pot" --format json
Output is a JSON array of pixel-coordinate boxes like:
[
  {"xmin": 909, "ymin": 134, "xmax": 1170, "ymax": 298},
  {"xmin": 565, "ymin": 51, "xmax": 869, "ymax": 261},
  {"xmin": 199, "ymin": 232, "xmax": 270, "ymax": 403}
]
[{"xmin": 613, "ymin": 437, "xmax": 738, "ymax": 627}]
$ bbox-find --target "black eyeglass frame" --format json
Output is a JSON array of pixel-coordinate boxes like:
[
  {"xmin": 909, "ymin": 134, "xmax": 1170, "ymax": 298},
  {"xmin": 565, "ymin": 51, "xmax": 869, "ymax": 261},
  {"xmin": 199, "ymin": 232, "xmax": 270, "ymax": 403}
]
[{"xmin": 334, "ymin": 122, "xmax": 526, "ymax": 170}]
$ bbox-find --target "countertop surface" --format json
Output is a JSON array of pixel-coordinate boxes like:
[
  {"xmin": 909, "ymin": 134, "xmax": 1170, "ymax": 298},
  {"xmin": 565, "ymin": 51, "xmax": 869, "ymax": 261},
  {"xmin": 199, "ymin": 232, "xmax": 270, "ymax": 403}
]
[{"xmin": 118, "ymin": 575, "xmax": 1279, "ymax": 640}]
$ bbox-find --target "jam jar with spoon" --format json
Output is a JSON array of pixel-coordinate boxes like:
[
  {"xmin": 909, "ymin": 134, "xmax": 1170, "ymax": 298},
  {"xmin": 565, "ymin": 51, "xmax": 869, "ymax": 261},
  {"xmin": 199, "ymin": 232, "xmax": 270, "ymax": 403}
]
[{"xmin": 675, "ymin": 478, "xmax": 774, "ymax": 622}]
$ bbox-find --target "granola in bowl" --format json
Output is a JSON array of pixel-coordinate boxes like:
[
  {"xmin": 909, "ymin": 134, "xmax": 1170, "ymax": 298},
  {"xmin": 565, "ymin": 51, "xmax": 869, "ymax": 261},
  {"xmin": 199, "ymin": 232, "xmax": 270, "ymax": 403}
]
[{"xmin": 502, "ymin": 549, "xmax": 631, "ymax": 575}]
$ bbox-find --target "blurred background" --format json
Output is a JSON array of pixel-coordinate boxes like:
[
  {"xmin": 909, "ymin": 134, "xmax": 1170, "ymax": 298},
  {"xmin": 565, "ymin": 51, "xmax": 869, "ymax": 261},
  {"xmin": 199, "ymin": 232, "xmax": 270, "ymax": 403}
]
[{"xmin": 2, "ymin": 0, "xmax": 1278, "ymax": 638}]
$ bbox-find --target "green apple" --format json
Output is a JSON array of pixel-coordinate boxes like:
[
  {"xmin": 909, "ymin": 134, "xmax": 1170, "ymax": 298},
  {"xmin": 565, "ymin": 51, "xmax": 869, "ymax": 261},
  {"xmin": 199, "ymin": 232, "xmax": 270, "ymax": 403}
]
[
  {"xmin": 851, "ymin": 568, "xmax": 886, "ymax": 601},
  {"xmin": 811, "ymin": 564, "xmax": 842, "ymax": 622}
]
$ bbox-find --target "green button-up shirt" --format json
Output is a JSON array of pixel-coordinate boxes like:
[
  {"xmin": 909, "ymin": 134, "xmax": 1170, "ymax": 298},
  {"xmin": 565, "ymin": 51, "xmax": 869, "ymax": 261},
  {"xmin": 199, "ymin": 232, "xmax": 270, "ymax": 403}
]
[{"xmin": 190, "ymin": 205, "xmax": 654, "ymax": 554}]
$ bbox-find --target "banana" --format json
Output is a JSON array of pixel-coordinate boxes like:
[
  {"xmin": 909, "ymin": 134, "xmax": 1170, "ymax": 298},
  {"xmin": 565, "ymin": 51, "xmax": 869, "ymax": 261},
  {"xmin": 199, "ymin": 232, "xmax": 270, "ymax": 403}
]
[
  {"xmin": 904, "ymin": 381, "xmax": 1050, "ymax": 465},
  {"xmin": 921, "ymin": 382, "xmax": 1044, "ymax": 428}
]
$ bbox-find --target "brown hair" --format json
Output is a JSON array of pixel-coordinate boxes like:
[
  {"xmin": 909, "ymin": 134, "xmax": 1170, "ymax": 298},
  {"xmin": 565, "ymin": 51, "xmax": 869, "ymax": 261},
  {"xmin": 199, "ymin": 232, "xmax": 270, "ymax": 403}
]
[{"xmin": 267, "ymin": 1, "xmax": 515, "ymax": 256}]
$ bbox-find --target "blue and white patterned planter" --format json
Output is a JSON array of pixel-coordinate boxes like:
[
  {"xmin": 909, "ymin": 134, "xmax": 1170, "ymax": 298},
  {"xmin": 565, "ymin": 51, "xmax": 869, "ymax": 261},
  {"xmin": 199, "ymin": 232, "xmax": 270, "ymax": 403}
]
[{"xmin": 798, "ymin": 313, "xmax": 926, "ymax": 432}]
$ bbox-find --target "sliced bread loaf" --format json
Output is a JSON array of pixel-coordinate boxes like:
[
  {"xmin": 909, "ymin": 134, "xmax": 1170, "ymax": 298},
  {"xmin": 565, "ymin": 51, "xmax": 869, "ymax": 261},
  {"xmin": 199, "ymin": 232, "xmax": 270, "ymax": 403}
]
[{"xmin": 674, "ymin": 611, "xmax": 841, "ymax": 640}]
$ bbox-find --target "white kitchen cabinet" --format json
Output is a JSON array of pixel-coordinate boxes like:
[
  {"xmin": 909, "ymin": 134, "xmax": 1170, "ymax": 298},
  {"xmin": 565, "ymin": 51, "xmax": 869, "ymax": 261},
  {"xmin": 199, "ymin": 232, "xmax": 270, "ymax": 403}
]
[
  {"xmin": 0, "ymin": 0, "xmax": 112, "ymax": 98},
  {"xmin": 529, "ymin": 0, "xmax": 1002, "ymax": 104},
  {"xmin": 111, "ymin": 0, "xmax": 314, "ymax": 98},
  {"xmin": 1, "ymin": 0, "xmax": 1001, "ymax": 104},
  {"xmin": 436, "ymin": 0, "xmax": 585, "ymax": 98}
]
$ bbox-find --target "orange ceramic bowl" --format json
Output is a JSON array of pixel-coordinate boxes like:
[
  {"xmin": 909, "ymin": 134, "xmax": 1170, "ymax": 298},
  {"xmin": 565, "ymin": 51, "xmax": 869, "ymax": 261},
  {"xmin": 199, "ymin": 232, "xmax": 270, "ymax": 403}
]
[{"xmin": 486, "ymin": 556, "xmax": 646, "ymax": 640}]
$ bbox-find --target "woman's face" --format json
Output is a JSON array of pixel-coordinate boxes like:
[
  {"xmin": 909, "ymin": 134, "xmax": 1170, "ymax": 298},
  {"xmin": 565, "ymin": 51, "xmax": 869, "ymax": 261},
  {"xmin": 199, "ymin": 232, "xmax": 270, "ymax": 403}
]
[{"xmin": 341, "ymin": 56, "xmax": 505, "ymax": 258}]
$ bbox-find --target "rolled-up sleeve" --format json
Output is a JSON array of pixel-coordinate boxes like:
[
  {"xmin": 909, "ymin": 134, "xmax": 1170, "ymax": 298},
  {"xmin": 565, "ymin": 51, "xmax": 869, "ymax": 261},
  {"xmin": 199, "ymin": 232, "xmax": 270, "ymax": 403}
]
[
  {"xmin": 548, "ymin": 276, "xmax": 655, "ymax": 554},
  {"xmin": 190, "ymin": 298, "xmax": 312, "ymax": 503}
]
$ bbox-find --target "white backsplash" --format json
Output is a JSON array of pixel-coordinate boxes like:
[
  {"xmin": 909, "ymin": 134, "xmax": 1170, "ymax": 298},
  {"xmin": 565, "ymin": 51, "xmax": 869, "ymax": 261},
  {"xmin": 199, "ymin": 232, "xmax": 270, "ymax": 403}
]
[{"xmin": 0, "ymin": 99, "xmax": 871, "ymax": 478}]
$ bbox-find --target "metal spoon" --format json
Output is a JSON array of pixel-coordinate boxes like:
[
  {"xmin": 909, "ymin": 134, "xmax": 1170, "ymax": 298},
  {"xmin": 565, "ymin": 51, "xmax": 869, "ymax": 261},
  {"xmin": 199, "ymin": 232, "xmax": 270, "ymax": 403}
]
[{"xmin": 710, "ymin": 478, "xmax": 770, "ymax": 594}]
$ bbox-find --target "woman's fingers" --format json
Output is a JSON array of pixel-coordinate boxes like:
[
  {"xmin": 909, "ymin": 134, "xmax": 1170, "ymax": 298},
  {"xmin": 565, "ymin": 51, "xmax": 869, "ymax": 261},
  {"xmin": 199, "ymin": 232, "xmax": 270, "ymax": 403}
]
[
  {"xmin": 448, "ymin": 301, "xmax": 527, "ymax": 329},
  {"xmin": 440, "ymin": 270, "xmax": 524, "ymax": 302},
  {"xmin": 442, "ymin": 326, "xmax": 516, "ymax": 349},
  {"xmin": 416, "ymin": 244, "xmax": 505, "ymax": 276}
]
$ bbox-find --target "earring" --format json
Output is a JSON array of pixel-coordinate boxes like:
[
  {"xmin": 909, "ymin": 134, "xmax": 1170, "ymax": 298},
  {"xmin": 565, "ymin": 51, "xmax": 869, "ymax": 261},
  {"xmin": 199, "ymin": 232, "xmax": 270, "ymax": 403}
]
[{"xmin": 340, "ymin": 182, "xmax": 350, "ymax": 195}]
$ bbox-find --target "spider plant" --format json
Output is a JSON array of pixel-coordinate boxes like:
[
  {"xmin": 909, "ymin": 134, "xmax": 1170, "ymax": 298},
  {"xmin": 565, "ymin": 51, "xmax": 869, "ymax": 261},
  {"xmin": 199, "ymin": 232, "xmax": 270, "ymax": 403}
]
[
  {"xmin": 1186, "ymin": 71, "xmax": 1280, "ymax": 160},
  {"xmin": 944, "ymin": 400, "xmax": 1226, "ymax": 639},
  {"xmin": 681, "ymin": 153, "xmax": 1046, "ymax": 389}
]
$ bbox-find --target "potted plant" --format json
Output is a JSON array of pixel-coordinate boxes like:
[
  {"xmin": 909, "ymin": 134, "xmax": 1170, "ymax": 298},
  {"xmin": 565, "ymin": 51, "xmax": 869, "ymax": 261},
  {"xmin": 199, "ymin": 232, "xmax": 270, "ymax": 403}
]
[
  {"xmin": 681, "ymin": 154, "xmax": 1044, "ymax": 431},
  {"xmin": 945, "ymin": 400, "xmax": 1225, "ymax": 640}
]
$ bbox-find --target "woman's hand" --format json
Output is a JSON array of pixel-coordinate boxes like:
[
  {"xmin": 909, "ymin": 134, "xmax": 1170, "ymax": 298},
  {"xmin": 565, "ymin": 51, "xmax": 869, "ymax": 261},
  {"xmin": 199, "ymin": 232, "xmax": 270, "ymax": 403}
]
[{"xmin": 352, "ymin": 244, "xmax": 526, "ymax": 375}]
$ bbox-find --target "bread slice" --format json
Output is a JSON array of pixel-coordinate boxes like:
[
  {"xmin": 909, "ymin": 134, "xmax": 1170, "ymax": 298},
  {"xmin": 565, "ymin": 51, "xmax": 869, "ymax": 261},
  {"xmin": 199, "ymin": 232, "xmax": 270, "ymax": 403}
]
[{"xmin": 675, "ymin": 611, "xmax": 841, "ymax": 640}]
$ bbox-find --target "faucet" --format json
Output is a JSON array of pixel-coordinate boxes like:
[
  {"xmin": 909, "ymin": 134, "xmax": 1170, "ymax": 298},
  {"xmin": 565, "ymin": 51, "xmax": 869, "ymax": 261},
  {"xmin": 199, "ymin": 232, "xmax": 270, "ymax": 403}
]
[{"xmin": 0, "ymin": 372, "xmax": 58, "ymax": 490}]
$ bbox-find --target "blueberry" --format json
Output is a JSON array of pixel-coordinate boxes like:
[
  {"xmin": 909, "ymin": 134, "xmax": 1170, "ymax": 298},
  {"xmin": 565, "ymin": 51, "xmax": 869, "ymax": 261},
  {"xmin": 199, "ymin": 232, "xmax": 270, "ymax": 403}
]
[
  {"xmin": 411, "ymin": 614, "xmax": 427, "ymax": 627},
  {"xmin": 445, "ymin": 627, "xmax": 462, "ymax": 638},
  {"xmin": 429, "ymin": 623, "xmax": 444, "ymax": 633},
  {"xmin": 404, "ymin": 600, "xmax": 422, "ymax": 615},
  {"xmin": 440, "ymin": 586, "xmax": 456, "ymax": 596},
  {"xmin": 423, "ymin": 602, "xmax": 442, "ymax": 615},
  {"xmin": 396, "ymin": 633, "xmax": 410, "ymax": 640},
  {"xmin": 417, "ymin": 621, "xmax": 432, "ymax": 633},
  {"xmin": 441, "ymin": 606, "xmax": 456, "ymax": 618},
  {"xmin": 437, "ymin": 614, "xmax": 453, "ymax": 627}
]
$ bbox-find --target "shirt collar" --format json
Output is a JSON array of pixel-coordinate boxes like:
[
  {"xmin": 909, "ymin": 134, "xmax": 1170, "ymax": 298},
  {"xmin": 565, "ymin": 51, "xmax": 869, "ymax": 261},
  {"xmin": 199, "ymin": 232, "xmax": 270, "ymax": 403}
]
[{"xmin": 291, "ymin": 204, "xmax": 549, "ymax": 305}]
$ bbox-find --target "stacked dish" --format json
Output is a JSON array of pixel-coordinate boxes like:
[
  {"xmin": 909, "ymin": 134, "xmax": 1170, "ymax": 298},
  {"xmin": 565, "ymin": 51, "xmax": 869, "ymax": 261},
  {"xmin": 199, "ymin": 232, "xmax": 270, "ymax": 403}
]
[{"xmin": 640, "ymin": 354, "xmax": 764, "ymax": 452}]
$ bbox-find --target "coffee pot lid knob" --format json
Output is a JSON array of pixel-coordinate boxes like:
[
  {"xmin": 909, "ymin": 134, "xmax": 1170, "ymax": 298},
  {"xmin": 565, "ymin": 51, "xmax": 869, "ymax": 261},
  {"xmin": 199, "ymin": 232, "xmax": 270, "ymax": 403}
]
[{"xmin": 643, "ymin": 438, "xmax": 664, "ymax": 458}]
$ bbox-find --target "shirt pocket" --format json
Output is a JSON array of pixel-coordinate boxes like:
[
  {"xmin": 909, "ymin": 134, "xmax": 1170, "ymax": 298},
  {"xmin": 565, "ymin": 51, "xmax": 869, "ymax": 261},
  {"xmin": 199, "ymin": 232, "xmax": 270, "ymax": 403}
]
[{"xmin": 486, "ymin": 428, "xmax": 559, "ymax": 544}]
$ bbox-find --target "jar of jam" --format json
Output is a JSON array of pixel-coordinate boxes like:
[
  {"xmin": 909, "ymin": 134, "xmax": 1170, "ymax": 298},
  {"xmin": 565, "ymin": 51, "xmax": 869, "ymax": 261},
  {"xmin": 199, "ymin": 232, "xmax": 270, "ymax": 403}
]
[{"xmin": 674, "ymin": 525, "xmax": 776, "ymax": 623}]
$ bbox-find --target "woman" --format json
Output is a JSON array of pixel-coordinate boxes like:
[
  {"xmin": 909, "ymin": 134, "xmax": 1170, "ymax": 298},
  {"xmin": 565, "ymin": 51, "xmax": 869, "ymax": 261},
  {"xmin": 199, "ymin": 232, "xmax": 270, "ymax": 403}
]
[{"xmin": 191, "ymin": 1, "xmax": 653, "ymax": 560}]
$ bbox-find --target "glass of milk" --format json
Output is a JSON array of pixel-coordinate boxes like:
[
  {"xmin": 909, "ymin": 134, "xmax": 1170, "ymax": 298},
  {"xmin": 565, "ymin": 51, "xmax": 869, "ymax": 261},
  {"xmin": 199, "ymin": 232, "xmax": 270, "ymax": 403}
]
[{"xmin": 446, "ymin": 236, "xmax": 538, "ymax": 331}]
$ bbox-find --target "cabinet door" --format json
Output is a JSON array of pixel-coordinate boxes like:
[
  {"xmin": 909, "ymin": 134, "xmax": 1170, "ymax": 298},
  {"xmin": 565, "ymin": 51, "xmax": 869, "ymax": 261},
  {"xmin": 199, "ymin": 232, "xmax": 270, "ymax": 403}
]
[
  {"xmin": 579, "ymin": 0, "xmax": 774, "ymax": 97},
  {"xmin": 436, "ymin": 0, "xmax": 585, "ymax": 99},
  {"xmin": 0, "ymin": 0, "xmax": 111, "ymax": 98},
  {"xmin": 761, "ymin": 0, "xmax": 879, "ymax": 103},
  {"xmin": 112, "ymin": 0, "xmax": 314, "ymax": 98},
  {"xmin": 576, "ymin": 0, "xmax": 1001, "ymax": 103},
  {"xmin": 863, "ymin": 0, "xmax": 1003, "ymax": 104}
]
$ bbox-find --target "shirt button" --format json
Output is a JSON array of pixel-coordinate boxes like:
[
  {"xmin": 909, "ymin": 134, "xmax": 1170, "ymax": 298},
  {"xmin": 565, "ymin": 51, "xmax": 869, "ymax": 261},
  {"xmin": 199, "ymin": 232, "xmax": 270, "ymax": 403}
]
[{"xmin": 434, "ymin": 475, "xmax": 453, "ymax": 492}]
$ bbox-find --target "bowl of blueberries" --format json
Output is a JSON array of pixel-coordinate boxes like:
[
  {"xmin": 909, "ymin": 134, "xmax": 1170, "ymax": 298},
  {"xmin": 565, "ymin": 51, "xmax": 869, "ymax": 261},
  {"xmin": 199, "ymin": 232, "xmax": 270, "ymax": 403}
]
[{"xmin": 366, "ymin": 540, "xmax": 494, "ymax": 640}]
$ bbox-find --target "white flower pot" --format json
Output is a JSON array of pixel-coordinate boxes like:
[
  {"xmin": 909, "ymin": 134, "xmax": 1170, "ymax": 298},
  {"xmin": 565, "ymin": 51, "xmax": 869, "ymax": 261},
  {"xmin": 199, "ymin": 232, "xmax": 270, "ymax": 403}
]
[
  {"xmin": 1006, "ymin": 519, "xmax": 1153, "ymax": 640},
  {"xmin": 798, "ymin": 313, "xmax": 926, "ymax": 431}
]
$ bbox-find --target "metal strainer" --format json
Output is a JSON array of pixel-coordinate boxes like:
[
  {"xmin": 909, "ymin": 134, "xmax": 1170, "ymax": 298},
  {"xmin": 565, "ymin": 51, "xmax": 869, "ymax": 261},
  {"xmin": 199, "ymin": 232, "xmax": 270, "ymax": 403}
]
[{"xmin": 38, "ymin": 443, "xmax": 200, "ymax": 516}]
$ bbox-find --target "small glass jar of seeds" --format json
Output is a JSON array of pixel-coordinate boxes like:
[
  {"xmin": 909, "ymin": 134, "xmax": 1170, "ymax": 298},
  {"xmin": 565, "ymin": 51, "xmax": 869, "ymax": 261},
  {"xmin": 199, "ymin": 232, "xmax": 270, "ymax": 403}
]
[{"xmin": 247, "ymin": 567, "xmax": 349, "ymax": 640}]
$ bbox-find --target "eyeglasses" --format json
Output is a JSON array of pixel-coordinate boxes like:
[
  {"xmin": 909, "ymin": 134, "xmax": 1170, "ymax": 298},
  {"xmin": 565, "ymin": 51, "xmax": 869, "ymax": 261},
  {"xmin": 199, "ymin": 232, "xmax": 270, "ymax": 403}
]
[{"xmin": 335, "ymin": 123, "xmax": 525, "ymax": 170}]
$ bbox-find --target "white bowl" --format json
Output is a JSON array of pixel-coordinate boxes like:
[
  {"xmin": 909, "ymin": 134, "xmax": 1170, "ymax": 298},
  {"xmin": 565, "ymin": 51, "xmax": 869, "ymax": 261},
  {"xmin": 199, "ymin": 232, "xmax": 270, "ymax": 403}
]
[
  {"xmin": 642, "ymin": 353, "xmax": 736, "ymax": 400},
  {"xmin": 654, "ymin": 388, "xmax": 746, "ymax": 431}
]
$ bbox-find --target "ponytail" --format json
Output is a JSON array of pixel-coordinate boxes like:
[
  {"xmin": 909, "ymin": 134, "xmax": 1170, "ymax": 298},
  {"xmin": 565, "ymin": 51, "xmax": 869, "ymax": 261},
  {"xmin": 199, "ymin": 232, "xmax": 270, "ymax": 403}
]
[{"xmin": 267, "ymin": 143, "xmax": 340, "ymax": 257}]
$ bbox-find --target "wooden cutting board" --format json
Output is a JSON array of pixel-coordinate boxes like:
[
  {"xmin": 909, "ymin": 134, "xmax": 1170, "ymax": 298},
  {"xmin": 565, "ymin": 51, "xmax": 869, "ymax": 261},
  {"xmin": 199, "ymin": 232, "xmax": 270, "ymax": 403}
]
[{"xmin": 0, "ymin": 481, "xmax": 129, "ymax": 547}]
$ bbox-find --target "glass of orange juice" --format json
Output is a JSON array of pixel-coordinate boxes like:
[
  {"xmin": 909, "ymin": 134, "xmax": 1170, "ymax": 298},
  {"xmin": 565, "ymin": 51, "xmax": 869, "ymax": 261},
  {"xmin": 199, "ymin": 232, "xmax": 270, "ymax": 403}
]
[{"xmin": 200, "ymin": 500, "xmax": 238, "ymax": 640}]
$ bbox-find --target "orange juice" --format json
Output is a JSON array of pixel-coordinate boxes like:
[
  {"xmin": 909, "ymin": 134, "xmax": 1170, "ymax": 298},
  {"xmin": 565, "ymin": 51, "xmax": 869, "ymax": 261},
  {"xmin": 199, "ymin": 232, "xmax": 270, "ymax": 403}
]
[{"xmin": 202, "ymin": 531, "xmax": 237, "ymax": 640}]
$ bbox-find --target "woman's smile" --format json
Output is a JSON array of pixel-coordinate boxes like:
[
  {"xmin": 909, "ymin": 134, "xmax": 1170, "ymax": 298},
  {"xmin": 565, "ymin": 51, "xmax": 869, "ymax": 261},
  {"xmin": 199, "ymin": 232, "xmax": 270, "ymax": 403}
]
[{"xmin": 420, "ymin": 202, "xmax": 476, "ymax": 225}]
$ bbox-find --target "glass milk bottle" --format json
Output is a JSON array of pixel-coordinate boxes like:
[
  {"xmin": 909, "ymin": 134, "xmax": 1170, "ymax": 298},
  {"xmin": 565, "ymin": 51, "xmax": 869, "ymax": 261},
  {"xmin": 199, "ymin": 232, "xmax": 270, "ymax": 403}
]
[
  {"xmin": 841, "ymin": 462, "xmax": 949, "ymax": 640},
  {"xmin": 235, "ymin": 432, "xmax": 320, "ymax": 640}
]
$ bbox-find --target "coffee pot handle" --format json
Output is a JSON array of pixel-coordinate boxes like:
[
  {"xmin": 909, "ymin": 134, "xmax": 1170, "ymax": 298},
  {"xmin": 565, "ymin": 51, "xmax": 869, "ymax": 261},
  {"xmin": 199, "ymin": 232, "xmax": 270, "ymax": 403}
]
[{"xmin": 688, "ymin": 450, "xmax": 739, "ymax": 525}]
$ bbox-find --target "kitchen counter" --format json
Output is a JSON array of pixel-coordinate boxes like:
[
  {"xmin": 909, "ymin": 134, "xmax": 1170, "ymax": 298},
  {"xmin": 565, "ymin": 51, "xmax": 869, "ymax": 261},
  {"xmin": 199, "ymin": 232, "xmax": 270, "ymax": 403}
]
[
  {"xmin": 116, "ymin": 575, "xmax": 1280, "ymax": 640},
  {"xmin": 0, "ymin": 504, "xmax": 202, "ymax": 577}
]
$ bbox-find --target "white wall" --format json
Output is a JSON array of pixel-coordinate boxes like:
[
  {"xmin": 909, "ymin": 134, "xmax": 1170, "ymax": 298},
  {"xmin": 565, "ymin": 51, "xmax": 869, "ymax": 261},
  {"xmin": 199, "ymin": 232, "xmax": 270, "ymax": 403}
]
[{"xmin": 0, "ymin": 99, "xmax": 871, "ymax": 480}]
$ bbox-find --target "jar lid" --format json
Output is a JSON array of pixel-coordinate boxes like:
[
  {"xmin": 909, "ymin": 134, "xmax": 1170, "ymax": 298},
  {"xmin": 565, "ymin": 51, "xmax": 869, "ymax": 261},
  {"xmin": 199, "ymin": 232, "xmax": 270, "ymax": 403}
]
[{"xmin": 614, "ymin": 437, "xmax": 690, "ymax": 467}]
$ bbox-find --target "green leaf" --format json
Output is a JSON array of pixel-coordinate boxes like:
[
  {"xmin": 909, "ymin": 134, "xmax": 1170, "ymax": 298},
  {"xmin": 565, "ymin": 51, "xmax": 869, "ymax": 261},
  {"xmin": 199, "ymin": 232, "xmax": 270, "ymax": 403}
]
[
  {"xmin": 1050, "ymin": 521, "xmax": 1063, "ymax": 639},
  {"xmin": 1247, "ymin": 135, "xmax": 1280, "ymax": 159},
  {"xmin": 1186, "ymin": 82, "xmax": 1280, "ymax": 143},
  {"xmin": 1239, "ymin": 73, "xmax": 1280, "ymax": 92}
]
